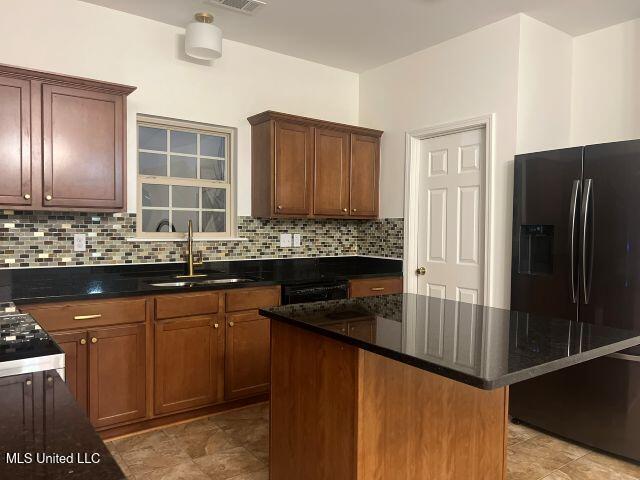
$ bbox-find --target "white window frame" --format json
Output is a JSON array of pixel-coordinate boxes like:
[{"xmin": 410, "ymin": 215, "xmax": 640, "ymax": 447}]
[{"xmin": 136, "ymin": 114, "xmax": 237, "ymax": 240}]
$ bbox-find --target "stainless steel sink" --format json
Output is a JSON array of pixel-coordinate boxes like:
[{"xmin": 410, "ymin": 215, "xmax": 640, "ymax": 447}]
[{"xmin": 148, "ymin": 278, "xmax": 255, "ymax": 287}]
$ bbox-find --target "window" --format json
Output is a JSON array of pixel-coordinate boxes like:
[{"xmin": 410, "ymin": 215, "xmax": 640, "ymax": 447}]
[{"xmin": 136, "ymin": 115, "xmax": 236, "ymax": 239}]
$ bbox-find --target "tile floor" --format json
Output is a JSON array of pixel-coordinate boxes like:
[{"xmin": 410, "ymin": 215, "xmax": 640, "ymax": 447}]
[{"xmin": 106, "ymin": 402, "xmax": 640, "ymax": 480}]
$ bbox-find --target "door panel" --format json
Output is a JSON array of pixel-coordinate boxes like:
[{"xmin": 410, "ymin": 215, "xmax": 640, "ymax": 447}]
[
  {"xmin": 88, "ymin": 324, "xmax": 146, "ymax": 428},
  {"xmin": 274, "ymin": 120, "xmax": 313, "ymax": 215},
  {"xmin": 225, "ymin": 311, "xmax": 270, "ymax": 400},
  {"xmin": 155, "ymin": 315, "xmax": 222, "ymax": 415},
  {"xmin": 51, "ymin": 330, "xmax": 88, "ymax": 413},
  {"xmin": 417, "ymin": 129, "xmax": 485, "ymax": 303},
  {"xmin": 510, "ymin": 355, "xmax": 640, "ymax": 462},
  {"xmin": 349, "ymin": 134, "xmax": 379, "ymax": 217},
  {"xmin": 0, "ymin": 75, "xmax": 31, "ymax": 206},
  {"xmin": 581, "ymin": 140, "xmax": 640, "ymax": 355},
  {"xmin": 511, "ymin": 147, "xmax": 583, "ymax": 320},
  {"xmin": 313, "ymin": 128, "xmax": 350, "ymax": 216},
  {"xmin": 42, "ymin": 84, "xmax": 124, "ymax": 209}
]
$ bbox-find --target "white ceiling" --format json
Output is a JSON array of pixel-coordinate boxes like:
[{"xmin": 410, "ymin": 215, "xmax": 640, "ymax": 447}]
[{"xmin": 81, "ymin": 0, "xmax": 640, "ymax": 72}]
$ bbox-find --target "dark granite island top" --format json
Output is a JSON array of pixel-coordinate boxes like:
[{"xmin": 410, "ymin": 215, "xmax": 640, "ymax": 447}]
[
  {"xmin": 260, "ymin": 293, "xmax": 640, "ymax": 390},
  {"xmin": 262, "ymin": 294, "xmax": 640, "ymax": 479}
]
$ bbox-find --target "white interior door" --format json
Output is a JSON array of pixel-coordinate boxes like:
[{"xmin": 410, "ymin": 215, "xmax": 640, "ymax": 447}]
[{"xmin": 416, "ymin": 128, "xmax": 485, "ymax": 304}]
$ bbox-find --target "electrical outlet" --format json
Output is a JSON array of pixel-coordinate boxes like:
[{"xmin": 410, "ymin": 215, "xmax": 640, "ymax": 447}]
[
  {"xmin": 73, "ymin": 234, "xmax": 87, "ymax": 252},
  {"xmin": 280, "ymin": 233, "xmax": 292, "ymax": 248},
  {"xmin": 293, "ymin": 233, "xmax": 301, "ymax": 247}
]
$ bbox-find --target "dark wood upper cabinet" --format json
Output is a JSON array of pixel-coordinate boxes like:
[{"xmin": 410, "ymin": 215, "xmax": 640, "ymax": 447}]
[
  {"xmin": 249, "ymin": 111, "xmax": 382, "ymax": 219},
  {"xmin": 314, "ymin": 128, "xmax": 350, "ymax": 216},
  {"xmin": 350, "ymin": 134, "xmax": 380, "ymax": 217},
  {"xmin": 0, "ymin": 75, "xmax": 31, "ymax": 207},
  {"xmin": 88, "ymin": 323, "xmax": 147, "ymax": 428},
  {"xmin": 0, "ymin": 64, "xmax": 135, "ymax": 212},
  {"xmin": 42, "ymin": 85, "xmax": 124, "ymax": 209}
]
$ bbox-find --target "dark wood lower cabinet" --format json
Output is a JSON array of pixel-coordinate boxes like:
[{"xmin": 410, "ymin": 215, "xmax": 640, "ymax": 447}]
[
  {"xmin": 155, "ymin": 315, "xmax": 223, "ymax": 415},
  {"xmin": 0, "ymin": 373, "xmax": 34, "ymax": 434},
  {"xmin": 50, "ymin": 330, "xmax": 88, "ymax": 413},
  {"xmin": 88, "ymin": 324, "xmax": 147, "ymax": 428},
  {"xmin": 225, "ymin": 311, "xmax": 271, "ymax": 400}
]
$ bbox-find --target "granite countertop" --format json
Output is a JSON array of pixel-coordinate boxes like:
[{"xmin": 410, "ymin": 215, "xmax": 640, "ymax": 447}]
[
  {"xmin": 0, "ymin": 371, "xmax": 123, "ymax": 479},
  {"xmin": 259, "ymin": 293, "xmax": 640, "ymax": 390},
  {"xmin": 0, "ymin": 256, "xmax": 402, "ymax": 304}
]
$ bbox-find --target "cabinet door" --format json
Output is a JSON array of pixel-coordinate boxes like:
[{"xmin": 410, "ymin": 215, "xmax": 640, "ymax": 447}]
[
  {"xmin": 50, "ymin": 330, "xmax": 88, "ymax": 413},
  {"xmin": 0, "ymin": 373, "xmax": 34, "ymax": 443},
  {"xmin": 350, "ymin": 134, "xmax": 379, "ymax": 217},
  {"xmin": 313, "ymin": 128, "xmax": 350, "ymax": 216},
  {"xmin": 155, "ymin": 315, "xmax": 223, "ymax": 415},
  {"xmin": 88, "ymin": 324, "xmax": 146, "ymax": 428},
  {"xmin": 42, "ymin": 84, "xmax": 124, "ymax": 209},
  {"xmin": 274, "ymin": 120, "xmax": 313, "ymax": 215},
  {"xmin": 225, "ymin": 311, "xmax": 270, "ymax": 400},
  {"xmin": 0, "ymin": 75, "xmax": 31, "ymax": 206}
]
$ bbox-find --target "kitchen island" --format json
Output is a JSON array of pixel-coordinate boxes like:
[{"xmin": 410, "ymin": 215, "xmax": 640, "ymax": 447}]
[{"xmin": 260, "ymin": 294, "xmax": 640, "ymax": 480}]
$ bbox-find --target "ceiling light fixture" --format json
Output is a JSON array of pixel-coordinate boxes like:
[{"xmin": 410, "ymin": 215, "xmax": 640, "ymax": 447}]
[{"xmin": 185, "ymin": 12, "xmax": 222, "ymax": 60}]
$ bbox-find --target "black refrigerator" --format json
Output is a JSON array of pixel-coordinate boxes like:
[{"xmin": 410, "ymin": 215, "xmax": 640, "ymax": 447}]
[{"xmin": 510, "ymin": 139, "xmax": 640, "ymax": 462}]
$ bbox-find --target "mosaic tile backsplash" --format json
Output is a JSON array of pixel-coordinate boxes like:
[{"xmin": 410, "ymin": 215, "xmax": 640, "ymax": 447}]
[{"xmin": 0, "ymin": 212, "xmax": 404, "ymax": 269}]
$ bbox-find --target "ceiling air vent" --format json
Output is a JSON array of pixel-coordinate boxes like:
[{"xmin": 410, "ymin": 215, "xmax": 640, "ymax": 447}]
[{"xmin": 206, "ymin": 0, "xmax": 267, "ymax": 15}]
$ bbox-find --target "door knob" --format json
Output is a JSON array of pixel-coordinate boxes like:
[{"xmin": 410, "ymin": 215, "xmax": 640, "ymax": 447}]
[
  {"xmin": 91, "ymin": 337, "xmax": 98, "ymax": 344},
  {"xmin": 24, "ymin": 193, "xmax": 31, "ymax": 200},
  {"xmin": 416, "ymin": 266, "xmax": 427, "ymax": 276},
  {"xmin": 80, "ymin": 338, "xmax": 87, "ymax": 345}
]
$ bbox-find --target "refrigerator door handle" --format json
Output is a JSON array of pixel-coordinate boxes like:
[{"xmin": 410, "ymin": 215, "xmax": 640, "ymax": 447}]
[
  {"xmin": 569, "ymin": 180, "xmax": 581, "ymax": 303},
  {"xmin": 581, "ymin": 179, "xmax": 593, "ymax": 304}
]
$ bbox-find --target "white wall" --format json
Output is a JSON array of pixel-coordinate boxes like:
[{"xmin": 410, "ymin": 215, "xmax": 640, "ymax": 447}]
[
  {"xmin": 0, "ymin": 0, "xmax": 359, "ymax": 214},
  {"xmin": 516, "ymin": 16, "xmax": 573, "ymax": 154},
  {"xmin": 571, "ymin": 18, "xmax": 640, "ymax": 145},
  {"xmin": 359, "ymin": 16, "xmax": 522, "ymax": 308}
]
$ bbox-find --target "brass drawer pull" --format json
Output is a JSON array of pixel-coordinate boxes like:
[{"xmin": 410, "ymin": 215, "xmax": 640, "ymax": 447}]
[
  {"xmin": 371, "ymin": 287, "xmax": 385, "ymax": 291},
  {"xmin": 74, "ymin": 314, "xmax": 102, "ymax": 321}
]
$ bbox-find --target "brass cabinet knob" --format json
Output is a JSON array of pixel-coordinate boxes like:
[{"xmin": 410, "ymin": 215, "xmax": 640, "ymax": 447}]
[
  {"xmin": 80, "ymin": 338, "xmax": 87, "ymax": 345},
  {"xmin": 416, "ymin": 266, "xmax": 427, "ymax": 276},
  {"xmin": 342, "ymin": 208, "xmax": 348, "ymax": 212},
  {"xmin": 25, "ymin": 379, "xmax": 32, "ymax": 386},
  {"xmin": 91, "ymin": 337, "xmax": 98, "ymax": 344},
  {"xmin": 47, "ymin": 376, "xmax": 53, "ymax": 384},
  {"xmin": 213, "ymin": 323, "xmax": 219, "ymax": 329},
  {"xmin": 228, "ymin": 321, "xmax": 234, "ymax": 327},
  {"xmin": 24, "ymin": 193, "xmax": 31, "ymax": 200},
  {"xmin": 45, "ymin": 195, "xmax": 52, "ymax": 201},
  {"xmin": 352, "ymin": 208, "xmax": 357, "ymax": 212},
  {"xmin": 277, "ymin": 205, "xmax": 283, "ymax": 210}
]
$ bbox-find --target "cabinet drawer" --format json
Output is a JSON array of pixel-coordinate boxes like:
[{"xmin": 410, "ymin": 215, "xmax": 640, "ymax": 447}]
[
  {"xmin": 349, "ymin": 277, "xmax": 403, "ymax": 298},
  {"xmin": 155, "ymin": 292, "xmax": 220, "ymax": 320},
  {"xmin": 22, "ymin": 298, "xmax": 147, "ymax": 331},
  {"xmin": 225, "ymin": 286, "xmax": 280, "ymax": 312}
]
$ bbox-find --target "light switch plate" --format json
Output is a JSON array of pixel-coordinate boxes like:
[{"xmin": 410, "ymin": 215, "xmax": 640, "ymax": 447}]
[
  {"xmin": 280, "ymin": 233, "xmax": 292, "ymax": 248},
  {"xmin": 74, "ymin": 233, "xmax": 87, "ymax": 252},
  {"xmin": 293, "ymin": 233, "xmax": 301, "ymax": 247}
]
